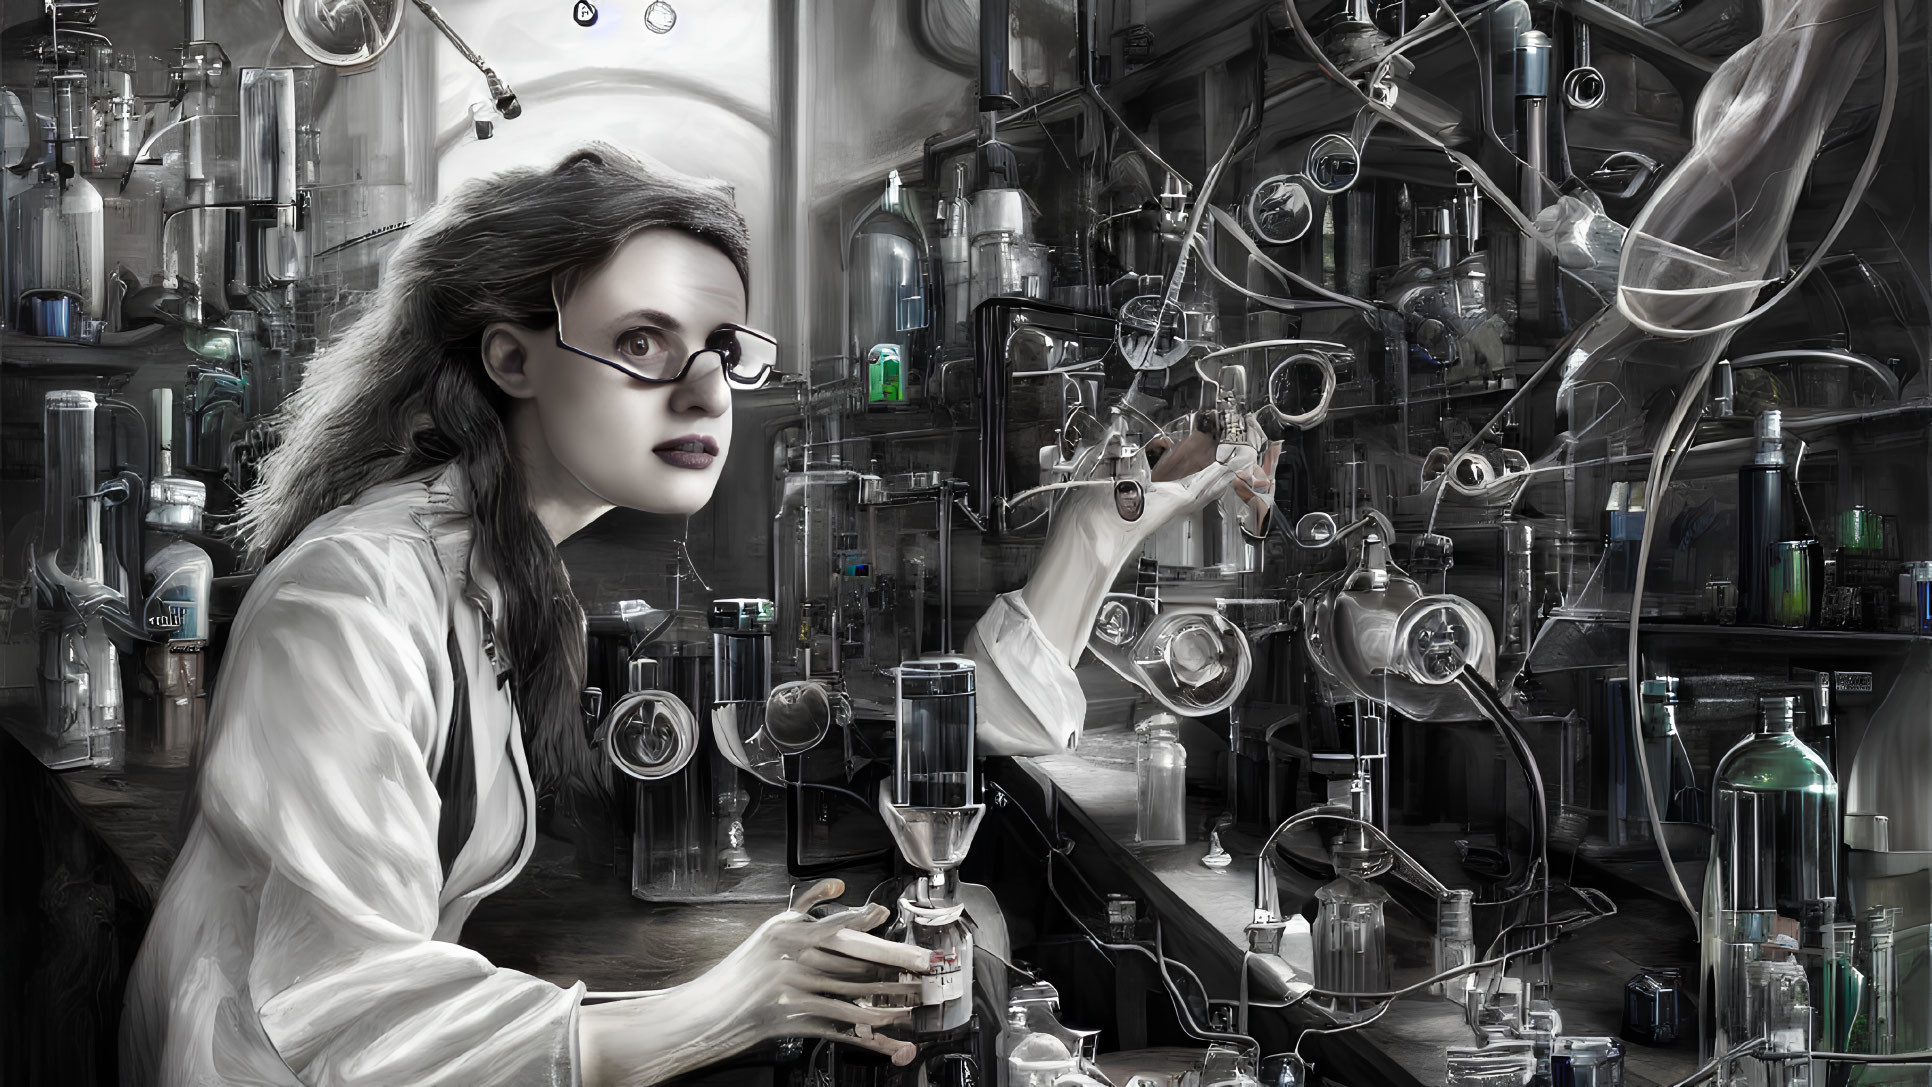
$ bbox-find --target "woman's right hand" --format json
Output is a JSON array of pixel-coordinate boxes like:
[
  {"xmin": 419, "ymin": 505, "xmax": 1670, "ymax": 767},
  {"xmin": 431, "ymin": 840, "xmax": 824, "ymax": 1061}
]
[{"xmin": 578, "ymin": 878, "xmax": 932, "ymax": 1087}]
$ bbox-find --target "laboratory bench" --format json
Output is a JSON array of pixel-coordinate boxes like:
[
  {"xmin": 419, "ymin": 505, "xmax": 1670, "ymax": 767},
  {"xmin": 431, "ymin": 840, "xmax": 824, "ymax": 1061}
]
[
  {"xmin": 982, "ymin": 717, "xmax": 1706, "ymax": 1087},
  {"xmin": 17, "ymin": 712, "xmax": 1703, "ymax": 1087}
]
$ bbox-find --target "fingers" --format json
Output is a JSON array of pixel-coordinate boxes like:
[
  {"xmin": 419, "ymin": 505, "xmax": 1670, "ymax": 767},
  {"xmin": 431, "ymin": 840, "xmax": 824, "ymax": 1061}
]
[
  {"xmin": 796, "ymin": 948, "xmax": 900, "ymax": 979},
  {"xmin": 800, "ymin": 976, "xmax": 927, "ymax": 1001},
  {"xmin": 789, "ymin": 878, "xmax": 845, "ymax": 914},
  {"xmin": 825, "ymin": 928, "xmax": 937, "ymax": 973},
  {"xmin": 814, "ymin": 901, "xmax": 892, "ymax": 933},
  {"xmin": 793, "ymin": 1024, "xmax": 919, "ymax": 1066},
  {"xmin": 781, "ymin": 993, "xmax": 913, "ymax": 1029}
]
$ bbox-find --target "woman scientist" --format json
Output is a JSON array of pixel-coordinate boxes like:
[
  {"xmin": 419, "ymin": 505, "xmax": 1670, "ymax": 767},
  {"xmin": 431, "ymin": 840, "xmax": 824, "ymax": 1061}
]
[{"xmin": 122, "ymin": 145, "xmax": 931, "ymax": 1087}]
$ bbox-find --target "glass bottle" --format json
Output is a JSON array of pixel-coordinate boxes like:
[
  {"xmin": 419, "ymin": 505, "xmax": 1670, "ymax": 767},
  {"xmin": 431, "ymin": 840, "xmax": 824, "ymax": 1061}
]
[
  {"xmin": 142, "ymin": 476, "xmax": 213, "ymax": 767},
  {"xmin": 1702, "ymin": 694, "xmax": 1837, "ymax": 1083},
  {"xmin": 848, "ymin": 169, "xmax": 930, "ymax": 405},
  {"xmin": 1134, "ymin": 713, "xmax": 1186, "ymax": 845}
]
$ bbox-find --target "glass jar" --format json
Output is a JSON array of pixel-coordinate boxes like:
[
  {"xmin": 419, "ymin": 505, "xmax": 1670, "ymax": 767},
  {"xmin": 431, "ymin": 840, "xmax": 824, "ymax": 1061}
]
[
  {"xmin": 1134, "ymin": 713, "xmax": 1186, "ymax": 845},
  {"xmin": 895, "ymin": 657, "xmax": 976, "ymax": 808}
]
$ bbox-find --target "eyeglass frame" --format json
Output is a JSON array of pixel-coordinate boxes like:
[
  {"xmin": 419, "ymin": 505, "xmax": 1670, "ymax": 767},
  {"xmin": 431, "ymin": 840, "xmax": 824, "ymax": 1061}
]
[{"xmin": 549, "ymin": 282, "xmax": 778, "ymax": 390}]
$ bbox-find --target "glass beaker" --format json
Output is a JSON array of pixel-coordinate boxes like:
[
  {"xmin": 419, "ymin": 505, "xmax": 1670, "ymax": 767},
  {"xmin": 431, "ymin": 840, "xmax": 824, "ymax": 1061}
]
[
  {"xmin": 895, "ymin": 657, "xmax": 976, "ymax": 808},
  {"xmin": 1313, "ymin": 873, "xmax": 1391, "ymax": 1001}
]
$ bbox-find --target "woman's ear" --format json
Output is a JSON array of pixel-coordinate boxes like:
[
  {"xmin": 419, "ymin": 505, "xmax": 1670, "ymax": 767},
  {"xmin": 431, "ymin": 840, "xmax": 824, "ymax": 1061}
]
[{"xmin": 481, "ymin": 322, "xmax": 543, "ymax": 399}]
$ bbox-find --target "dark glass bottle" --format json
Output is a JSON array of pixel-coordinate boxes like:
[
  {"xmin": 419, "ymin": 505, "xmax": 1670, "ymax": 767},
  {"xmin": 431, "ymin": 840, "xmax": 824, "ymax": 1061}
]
[{"xmin": 1737, "ymin": 410, "xmax": 1796, "ymax": 624}]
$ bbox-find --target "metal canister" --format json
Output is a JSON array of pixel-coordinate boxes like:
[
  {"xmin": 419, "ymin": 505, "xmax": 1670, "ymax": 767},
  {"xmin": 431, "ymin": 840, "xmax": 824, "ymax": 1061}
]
[{"xmin": 1767, "ymin": 541, "xmax": 1815, "ymax": 628}]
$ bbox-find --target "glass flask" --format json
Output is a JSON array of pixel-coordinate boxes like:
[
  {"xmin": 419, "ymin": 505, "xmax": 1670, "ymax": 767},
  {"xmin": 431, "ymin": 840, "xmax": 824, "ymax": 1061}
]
[
  {"xmin": 895, "ymin": 657, "xmax": 976, "ymax": 808},
  {"xmin": 1134, "ymin": 713, "xmax": 1186, "ymax": 845},
  {"xmin": 848, "ymin": 169, "xmax": 930, "ymax": 402},
  {"xmin": 1313, "ymin": 873, "xmax": 1392, "ymax": 1003},
  {"xmin": 1702, "ymin": 694, "xmax": 1837, "ymax": 1084}
]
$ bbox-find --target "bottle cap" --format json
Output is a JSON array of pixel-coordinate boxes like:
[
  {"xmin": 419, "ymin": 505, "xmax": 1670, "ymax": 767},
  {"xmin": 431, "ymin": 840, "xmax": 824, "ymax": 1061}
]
[{"xmin": 1757, "ymin": 694, "xmax": 1797, "ymax": 733}]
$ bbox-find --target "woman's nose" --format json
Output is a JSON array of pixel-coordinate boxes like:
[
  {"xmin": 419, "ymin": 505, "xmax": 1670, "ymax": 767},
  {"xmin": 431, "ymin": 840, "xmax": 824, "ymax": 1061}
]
[{"xmin": 668, "ymin": 356, "xmax": 731, "ymax": 416}]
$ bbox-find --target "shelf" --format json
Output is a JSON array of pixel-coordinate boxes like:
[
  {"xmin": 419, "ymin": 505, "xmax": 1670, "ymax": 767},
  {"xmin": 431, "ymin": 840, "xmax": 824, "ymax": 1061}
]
[
  {"xmin": 1530, "ymin": 613, "xmax": 1928, "ymax": 670},
  {"xmin": 1550, "ymin": 614, "xmax": 1927, "ymax": 643}
]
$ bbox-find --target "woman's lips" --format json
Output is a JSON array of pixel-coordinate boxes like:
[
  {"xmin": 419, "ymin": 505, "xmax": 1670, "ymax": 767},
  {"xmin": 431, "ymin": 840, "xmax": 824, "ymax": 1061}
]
[{"xmin": 653, "ymin": 434, "xmax": 719, "ymax": 470}]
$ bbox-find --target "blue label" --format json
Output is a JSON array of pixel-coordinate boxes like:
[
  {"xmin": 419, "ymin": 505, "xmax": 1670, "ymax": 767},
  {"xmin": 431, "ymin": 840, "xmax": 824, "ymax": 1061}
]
[{"xmin": 147, "ymin": 593, "xmax": 206, "ymax": 643}]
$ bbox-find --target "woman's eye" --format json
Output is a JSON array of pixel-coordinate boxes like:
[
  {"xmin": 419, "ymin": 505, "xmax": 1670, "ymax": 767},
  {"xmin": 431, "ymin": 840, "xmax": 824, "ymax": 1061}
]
[{"xmin": 617, "ymin": 327, "xmax": 670, "ymax": 364}]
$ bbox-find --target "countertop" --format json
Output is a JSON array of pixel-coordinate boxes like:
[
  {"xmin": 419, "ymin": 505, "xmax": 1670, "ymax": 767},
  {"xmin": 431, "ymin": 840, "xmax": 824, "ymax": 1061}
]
[
  {"xmin": 1009, "ymin": 720, "xmax": 1704, "ymax": 1087},
  {"xmin": 58, "ymin": 729, "xmax": 1703, "ymax": 1086}
]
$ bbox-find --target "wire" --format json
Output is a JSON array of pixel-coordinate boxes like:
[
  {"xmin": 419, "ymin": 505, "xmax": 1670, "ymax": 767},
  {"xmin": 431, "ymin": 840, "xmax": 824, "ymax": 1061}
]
[
  {"xmin": 1189, "ymin": 234, "xmax": 1357, "ymax": 312},
  {"xmin": 1623, "ymin": 348, "xmax": 1718, "ymax": 938},
  {"xmin": 1613, "ymin": 0, "xmax": 1898, "ymax": 339},
  {"xmin": 1309, "ymin": 933, "xmax": 1562, "ymax": 1002},
  {"xmin": 1119, "ymin": 107, "xmax": 1257, "ymax": 370},
  {"xmin": 1208, "ymin": 205, "xmax": 1381, "ymax": 313},
  {"xmin": 1292, "ymin": 998, "xmax": 1396, "ymax": 1062}
]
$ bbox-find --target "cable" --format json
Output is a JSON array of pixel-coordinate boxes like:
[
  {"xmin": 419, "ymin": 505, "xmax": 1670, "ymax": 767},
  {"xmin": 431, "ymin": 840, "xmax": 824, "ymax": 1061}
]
[
  {"xmin": 1189, "ymin": 234, "xmax": 1357, "ymax": 312},
  {"xmin": 1292, "ymin": 998, "xmax": 1396, "ymax": 1062},
  {"xmin": 1119, "ymin": 108, "xmax": 1257, "ymax": 370},
  {"xmin": 1309, "ymin": 933, "xmax": 1561, "ymax": 1002},
  {"xmin": 1208, "ymin": 205, "xmax": 1381, "ymax": 313},
  {"xmin": 1668, "ymin": 1038, "xmax": 1768, "ymax": 1087},
  {"xmin": 1613, "ymin": 0, "xmax": 1898, "ymax": 339},
  {"xmin": 1623, "ymin": 348, "xmax": 1719, "ymax": 938}
]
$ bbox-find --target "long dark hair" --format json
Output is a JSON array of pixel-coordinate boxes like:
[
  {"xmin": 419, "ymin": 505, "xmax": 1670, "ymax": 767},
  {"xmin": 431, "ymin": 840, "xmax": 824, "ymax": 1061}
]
[{"xmin": 237, "ymin": 143, "xmax": 750, "ymax": 803}]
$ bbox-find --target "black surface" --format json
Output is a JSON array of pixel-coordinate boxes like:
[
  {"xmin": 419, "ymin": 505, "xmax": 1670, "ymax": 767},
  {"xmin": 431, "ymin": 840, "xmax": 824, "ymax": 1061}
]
[{"xmin": 0, "ymin": 727, "xmax": 154, "ymax": 1087}]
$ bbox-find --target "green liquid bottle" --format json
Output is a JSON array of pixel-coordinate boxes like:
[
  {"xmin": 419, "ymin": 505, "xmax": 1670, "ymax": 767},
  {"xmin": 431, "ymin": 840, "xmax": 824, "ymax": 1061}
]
[{"xmin": 1702, "ymin": 694, "xmax": 1839, "ymax": 1083}]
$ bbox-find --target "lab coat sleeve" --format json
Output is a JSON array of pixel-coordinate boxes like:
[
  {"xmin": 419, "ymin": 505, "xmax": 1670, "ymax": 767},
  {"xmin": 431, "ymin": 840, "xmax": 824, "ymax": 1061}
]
[
  {"xmin": 195, "ymin": 532, "xmax": 583, "ymax": 1087},
  {"xmin": 965, "ymin": 590, "xmax": 1085, "ymax": 757}
]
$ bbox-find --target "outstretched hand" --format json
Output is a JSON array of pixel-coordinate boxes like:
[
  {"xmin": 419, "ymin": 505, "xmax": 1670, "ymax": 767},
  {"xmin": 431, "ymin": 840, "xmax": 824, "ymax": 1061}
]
[{"xmin": 578, "ymin": 878, "xmax": 930, "ymax": 1087}]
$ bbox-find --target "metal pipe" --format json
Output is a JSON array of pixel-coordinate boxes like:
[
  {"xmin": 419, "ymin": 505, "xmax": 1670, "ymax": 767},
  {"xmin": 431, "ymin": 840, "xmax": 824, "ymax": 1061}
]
[
  {"xmin": 411, "ymin": 0, "xmax": 521, "ymax": 118},
  {"xmin": 978, "ymin": 0, "xmax": 1017, "ymax": 112},
  {"xmin": 1514, "ymin": 29, "xmax": 1551, "ymax": 327},
  {"xmin": 1728, "ymin": 349, "xmax": 1902, "ymax": 402},
  {"xmin": 938, "ymin": 480, "xmax": 955, "ymax": 653}
]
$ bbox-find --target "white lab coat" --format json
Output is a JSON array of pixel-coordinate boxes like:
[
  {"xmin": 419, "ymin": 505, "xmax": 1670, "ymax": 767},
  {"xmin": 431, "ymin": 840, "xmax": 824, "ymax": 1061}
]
[
  {"xmin": 122, "ymin": 462, "xmax": 583, "ymax": 1087},
  {"xmin": 965, "ymin": 591, "xmax": 1085, "ymax": 759}
]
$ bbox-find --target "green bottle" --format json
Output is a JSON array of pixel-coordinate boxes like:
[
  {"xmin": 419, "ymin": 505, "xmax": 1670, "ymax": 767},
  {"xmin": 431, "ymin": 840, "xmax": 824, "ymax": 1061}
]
[
  {"xmin": 867, "ymin": 343, "xmax": 903, "ymax": 405},
  {"xmin": 1702, "ymin": 694, "xmax": 1839, "ymax": 1078}
]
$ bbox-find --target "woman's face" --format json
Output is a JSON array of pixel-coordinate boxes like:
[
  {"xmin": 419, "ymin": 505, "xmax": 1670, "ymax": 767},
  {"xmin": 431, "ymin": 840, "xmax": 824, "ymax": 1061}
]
[{"xmin": 500, "ymin": 228, "xmax": 746, "ymax": 517}]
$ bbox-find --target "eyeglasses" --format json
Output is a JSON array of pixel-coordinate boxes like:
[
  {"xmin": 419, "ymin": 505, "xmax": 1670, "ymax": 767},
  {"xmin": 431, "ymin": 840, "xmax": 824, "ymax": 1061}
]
[{"xmin": 551, "ymin": 284, "xmax": 777, "ymax": 390}]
